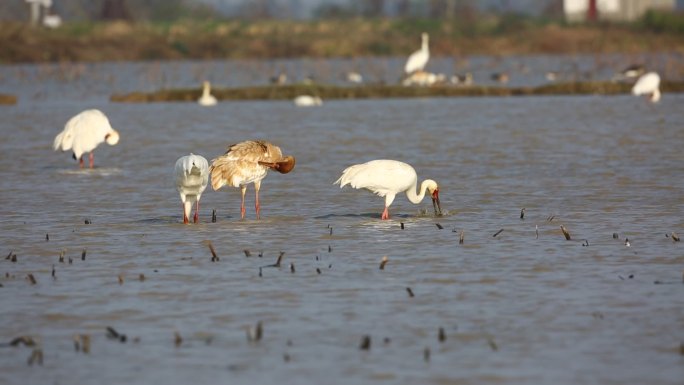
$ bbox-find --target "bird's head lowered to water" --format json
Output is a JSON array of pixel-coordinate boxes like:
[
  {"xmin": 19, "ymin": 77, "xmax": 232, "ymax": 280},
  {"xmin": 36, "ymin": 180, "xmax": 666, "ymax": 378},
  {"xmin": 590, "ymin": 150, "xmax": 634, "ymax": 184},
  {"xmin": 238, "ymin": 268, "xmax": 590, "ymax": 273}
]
[{"xmin": 426, "ymin": 180, "xmax": 442, "ymax": 216}]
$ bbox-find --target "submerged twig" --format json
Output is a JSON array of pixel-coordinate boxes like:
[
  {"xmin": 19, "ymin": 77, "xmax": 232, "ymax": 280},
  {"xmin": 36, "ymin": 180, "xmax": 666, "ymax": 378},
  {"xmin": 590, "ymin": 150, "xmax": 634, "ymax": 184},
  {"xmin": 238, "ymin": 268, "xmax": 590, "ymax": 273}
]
[
  {"xmin": 27, "ymin": 348, "xmax": 43, "ymax": 366},
  {"xmin": 492, "ymin": 229, "xmax": 504, "ymax": 237},
  {"xmin": 359, "ymin": 335, "xmax": 371, "ymax": 350},
  {"xmin": 263, "ymin": 252, "xmax": 285, "ymax": 268},
  {"xmin": 560, "ymin": 225, "xmax": 571, "ymax": 241},
  {"xmin": 106, "ymin": 326, "xmax": 127, "ymax": 343},
  {"xmin": 406, "ymin": 287, "xmax": 415, "ymax": 297},
  {"xmin": 205, "ymin": 241, "xmax": 219, "ymax": 262},
  {"xmin": 435, "ymin": 223, "xmax": 443, "ymax": 230},
  {"xmin": 487, "ymin": 338, "xmax": 499, "ymax": 351},
  {"xmin": 8, "ymin": 336, "xmax": 36, "ymax": 347},
  {"xmin": 379, "ymin": 256, "xmax": 388, "ymax": 270},
  {"xmin": 246, "ymin": 321, "xmax": 263, "ymax": 343},
  {"xmin": 520, "ymin": 208, "xmax": 525, "ymax": 220},
  {"xmin": 74, "ymin": 334, "xmax": 90, "ymax": 354}
]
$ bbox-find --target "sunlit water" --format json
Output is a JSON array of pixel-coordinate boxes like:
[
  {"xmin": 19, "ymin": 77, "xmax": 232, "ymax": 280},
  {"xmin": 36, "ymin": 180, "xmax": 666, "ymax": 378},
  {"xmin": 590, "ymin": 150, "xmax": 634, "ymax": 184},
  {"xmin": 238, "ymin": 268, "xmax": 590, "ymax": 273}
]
[{"xmin": 0, "ymin": 57, "xmax": 683, "ymax": 385}]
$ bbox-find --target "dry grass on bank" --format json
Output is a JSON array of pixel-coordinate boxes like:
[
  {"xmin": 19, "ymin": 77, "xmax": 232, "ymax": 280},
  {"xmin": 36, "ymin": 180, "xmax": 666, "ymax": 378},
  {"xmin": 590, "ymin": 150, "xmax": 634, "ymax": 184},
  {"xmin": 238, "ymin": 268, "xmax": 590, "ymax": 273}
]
[{"xmin": 1, "ymin": 16, "xmax": 684, "ymax": 63}]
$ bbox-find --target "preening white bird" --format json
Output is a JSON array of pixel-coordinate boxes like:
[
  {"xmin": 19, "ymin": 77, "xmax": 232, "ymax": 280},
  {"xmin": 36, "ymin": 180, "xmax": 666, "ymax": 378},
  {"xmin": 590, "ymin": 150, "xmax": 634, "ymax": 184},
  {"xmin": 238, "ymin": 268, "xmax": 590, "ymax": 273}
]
[
  {"xmin": 404, "ymin": 32, "xmax": 430, "ymax": 75},
  {"xmin": 293, "ymin": 95, "xmax": 322, "ymax": 107},
  {"xmin": 632, "ymin": 71, "xmax": 661, "ymax": 103},
  {"xmin": 210, "ymin": 140, "xmax": 296, "ymax": 220},
  {"xmin": 175, "ymin": 154, "xmax": 209, "ymax": 224},
  {"xmin": 335, "ymin": 160, "xmax": 442, "ymax": 220},
  {"xmin": 198, "ymin": 81, "xmax": 217, "ymax": 106},
  {"xmin": 53, "ymin": 109, "xmax": 120, "ymax": 168}
]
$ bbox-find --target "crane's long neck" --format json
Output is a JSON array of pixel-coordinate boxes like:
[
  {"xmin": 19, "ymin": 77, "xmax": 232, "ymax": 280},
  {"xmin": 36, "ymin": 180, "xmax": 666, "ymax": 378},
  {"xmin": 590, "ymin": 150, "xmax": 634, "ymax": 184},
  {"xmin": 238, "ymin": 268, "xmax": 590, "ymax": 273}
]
[
  {"xmin": 203, "ymin": 83, "xmax": 211, "ymax": 96},
  {"xmin": 406, "ymin": 180, "xmax": 430, "ymax": 204},
  {"xmin": 421, "ymin": 36, "xmax": 429, "ymax": 53}
]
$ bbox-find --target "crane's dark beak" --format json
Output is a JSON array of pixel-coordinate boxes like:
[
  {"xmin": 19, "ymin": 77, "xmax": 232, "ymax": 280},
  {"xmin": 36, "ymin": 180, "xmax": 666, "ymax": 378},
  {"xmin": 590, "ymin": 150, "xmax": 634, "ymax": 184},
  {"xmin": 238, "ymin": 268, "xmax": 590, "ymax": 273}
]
[{"xmin": 431, "ymin": 189, "xmax": 442, "ymax": 216}]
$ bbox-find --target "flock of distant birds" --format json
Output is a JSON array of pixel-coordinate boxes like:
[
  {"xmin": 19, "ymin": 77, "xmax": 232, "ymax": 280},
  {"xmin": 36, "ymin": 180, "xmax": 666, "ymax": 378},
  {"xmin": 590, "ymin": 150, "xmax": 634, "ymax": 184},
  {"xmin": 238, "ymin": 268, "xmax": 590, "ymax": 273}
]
[
  {"xmin": 250, "ymin": 32, "xmax": 660, "ymax": 104},
  {"xmin": 52, "ymin": 32, "xmax": 663, "ymax": 223}
]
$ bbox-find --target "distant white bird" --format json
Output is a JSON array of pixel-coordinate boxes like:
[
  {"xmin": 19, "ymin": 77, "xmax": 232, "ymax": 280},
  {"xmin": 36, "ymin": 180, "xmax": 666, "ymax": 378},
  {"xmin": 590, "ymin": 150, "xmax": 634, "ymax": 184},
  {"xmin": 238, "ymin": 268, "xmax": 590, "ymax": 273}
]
[
  {"xmin": 210, "ymin": 140, "xmax": 295, "ymax": 219},
  {"xmin": 53, "ymin": 109, "xmax": 120, "ymax": 168},
  {"xmin": 404, "ymin": 33, "xmax": 430, "ymax": 75},
  {"xmin": 175, "ymin": 154, "xmax": 209, "ymax": 224},
  {"xmin": 632, "ymin": 71, "xmax": 661, "ymax": 103},
  {"xmin": 198, "ymin": 81, "xmax": 217, "ymax": 106},
  {"xmin": 346, "ymin": 71, "xmax": 363, "ymax": 84},
  {"xmin": 294, "ymin": 95, "xmax": 322, "ymax": 107},
  {"xmin": 402, "ymin": 70, "xmax": 439, "ymax": 86},
  {"xmin": 545, "ymin": 71, "xmax": 558, "ymax": 82},
  {"xmin": 335, "ymin": 160, "xmax": 442, "ymax": 220},
  {"xmin": 42, "ymin": 12, "xmax": 61, "ymax": 29}
]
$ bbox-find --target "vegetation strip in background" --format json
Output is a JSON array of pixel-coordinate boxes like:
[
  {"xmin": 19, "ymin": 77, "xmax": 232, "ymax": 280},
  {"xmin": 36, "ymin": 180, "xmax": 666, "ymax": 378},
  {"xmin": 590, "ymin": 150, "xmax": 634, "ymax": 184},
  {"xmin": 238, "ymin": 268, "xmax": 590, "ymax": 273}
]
[{"xmin": 109, "ymin": 81, "xmax": 684, "ymax": 102}]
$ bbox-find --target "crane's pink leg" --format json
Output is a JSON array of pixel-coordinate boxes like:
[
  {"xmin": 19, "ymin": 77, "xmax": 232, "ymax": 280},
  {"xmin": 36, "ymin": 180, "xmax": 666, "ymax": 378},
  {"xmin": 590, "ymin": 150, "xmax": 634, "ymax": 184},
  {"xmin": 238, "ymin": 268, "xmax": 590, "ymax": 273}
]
[
  {"xmin": 89, "ymin": 152, "xmax": 94, "ymax": 168},
  {"xmin": 381, "ymin": 206, "xmax": 390, "ymax": 220},
  {"xmin": 240, "ymin": 186, "xmax": 247, "ymax": 219},
  {"xmin": 182, "ymin": 203, "xmax": 189, "ymax": 224},
  {"xmin": 79, "ymin": 157, "xmax": 84, "ymax": 168},
  {"xmin": 193, "ymin": 200, "xmax": 199, "ymax": 223},
  {"xmin": 254, "ymin": 180, "xmax": 261, "ymax": 220}
]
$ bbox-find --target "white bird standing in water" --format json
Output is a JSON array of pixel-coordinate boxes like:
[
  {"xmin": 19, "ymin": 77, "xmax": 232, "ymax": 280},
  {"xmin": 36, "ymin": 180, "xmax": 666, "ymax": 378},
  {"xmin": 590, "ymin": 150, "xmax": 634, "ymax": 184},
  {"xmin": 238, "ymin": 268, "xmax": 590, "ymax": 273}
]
[
  {"xmin": 210, "ymin": 140, "xmax": 296, "ymax": 219},
  {"xmin": 335, "ymin": 160, "xmax": 442, "ymax": 220},
  {"xmin": 293, "ymin": 95, "xmax": 322, "ymax": 107},
  {"xmin": 404, "ymin": 33, "xmax": 430, "ymax": 75},
  {"xmin": 53, "ymin": 109, "xmax": 120, "ymax": 168},
  {"xmin": 175, "ymin": 154, "xmax": 209, "ymax": 224},
  {"xmin": 198, "ymin": 81, "xmax": 217, "ymax": 106},
  {"xmin": 632, "ymin": 71, "xmax": 661, "ymax": 103}
]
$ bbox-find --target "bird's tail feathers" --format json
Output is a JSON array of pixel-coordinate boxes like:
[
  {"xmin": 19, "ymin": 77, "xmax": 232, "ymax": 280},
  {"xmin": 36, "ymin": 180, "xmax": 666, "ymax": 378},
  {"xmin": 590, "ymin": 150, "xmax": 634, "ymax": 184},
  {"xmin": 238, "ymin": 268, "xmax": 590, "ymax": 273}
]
[
  {"xmin": 53, "ymin": 131, "xmax": 65, "ymax": 151},
  {"xmin": 209, "ymin": 167, "xmax": 227, "ymax": 191},
  {"xmin": 335, "ymin": 164, "xmax": 364, "ymax": 187}
]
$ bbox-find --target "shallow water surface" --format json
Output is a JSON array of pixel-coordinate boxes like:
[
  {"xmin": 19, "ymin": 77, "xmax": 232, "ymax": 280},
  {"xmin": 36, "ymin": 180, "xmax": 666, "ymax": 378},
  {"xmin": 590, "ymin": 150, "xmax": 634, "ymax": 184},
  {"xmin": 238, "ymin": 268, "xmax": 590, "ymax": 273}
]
[{"xmin": 0, "ymin": 60, "xmax": 683, "ymax": 385}]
